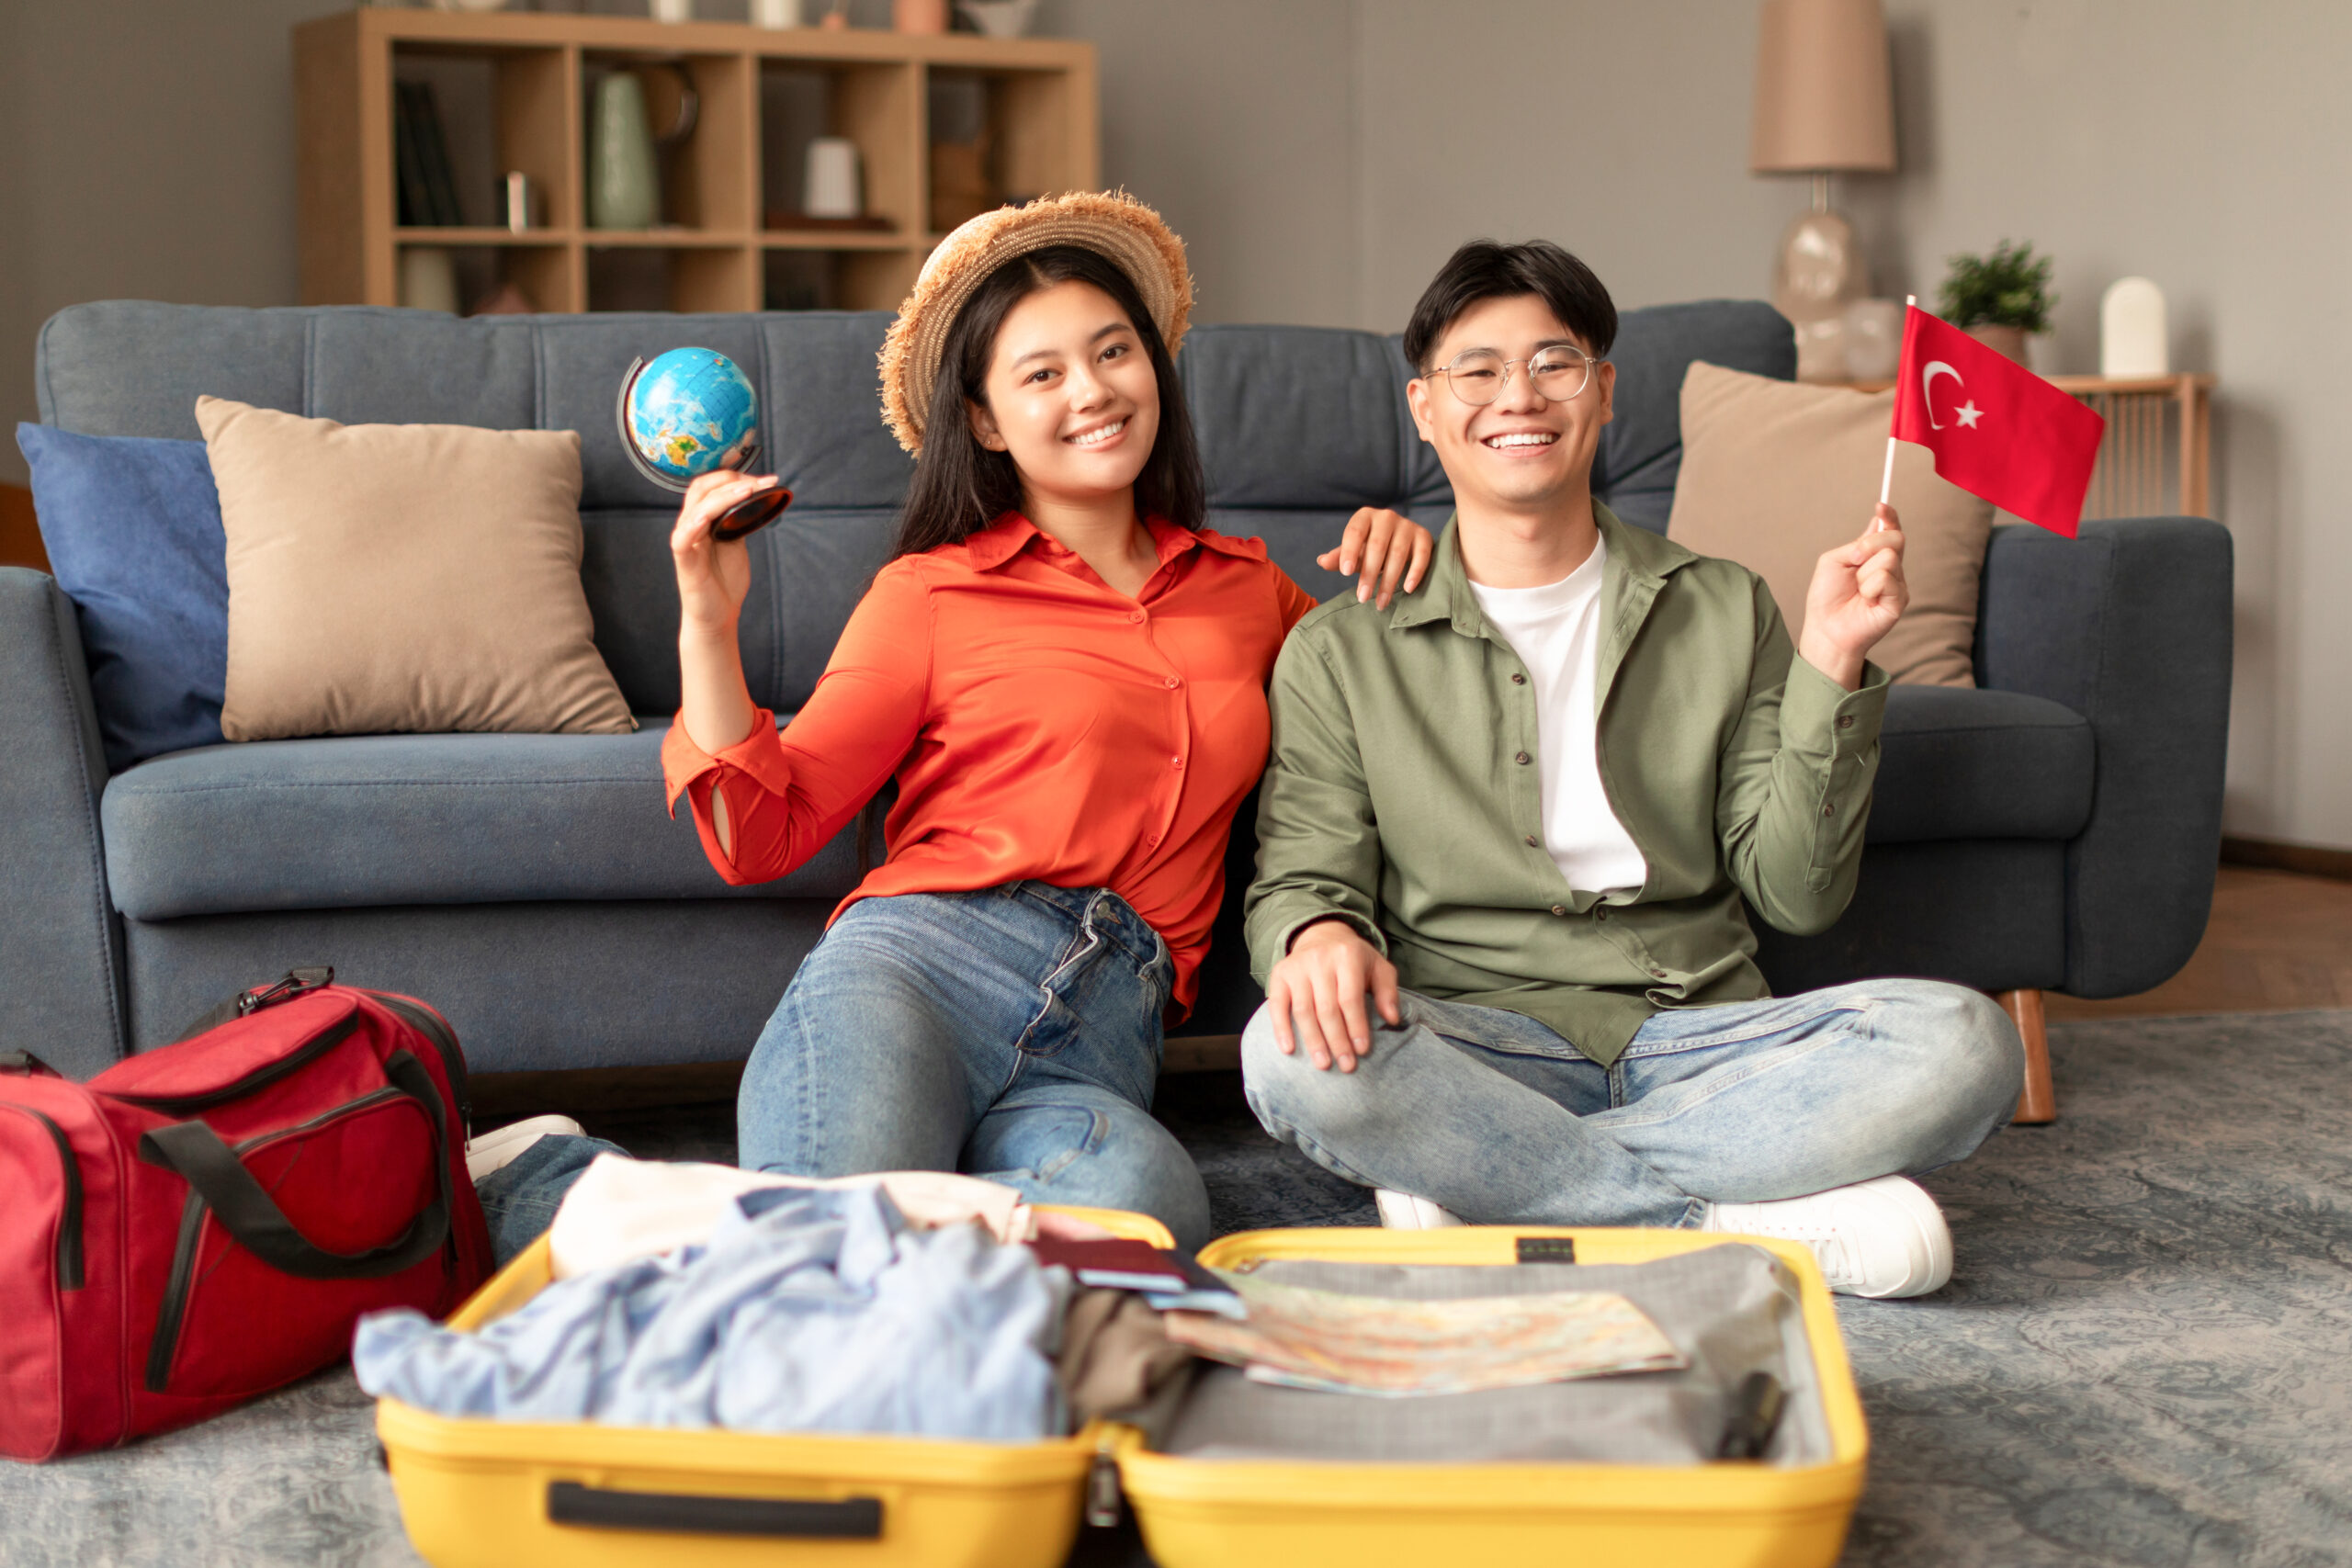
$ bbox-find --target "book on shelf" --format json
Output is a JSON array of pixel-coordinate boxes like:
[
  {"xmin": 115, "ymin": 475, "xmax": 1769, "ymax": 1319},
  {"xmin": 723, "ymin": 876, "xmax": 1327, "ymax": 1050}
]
[{"xmin": 394, "ymin": 80, "xmax": 464, "ymax": 229}]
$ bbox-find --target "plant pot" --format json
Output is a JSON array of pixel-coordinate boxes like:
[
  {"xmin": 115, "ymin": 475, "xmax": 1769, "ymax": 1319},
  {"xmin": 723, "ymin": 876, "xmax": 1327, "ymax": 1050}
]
[{"xmin": 1966, "ymin": 324, "xmax": 2028, "ymax": 364}]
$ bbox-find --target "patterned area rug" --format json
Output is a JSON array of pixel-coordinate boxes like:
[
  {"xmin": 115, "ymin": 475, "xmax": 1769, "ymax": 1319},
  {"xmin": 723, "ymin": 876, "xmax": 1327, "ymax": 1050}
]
[{"xmin": 4, "ymin": 1010, "xmax": 2347, "ymax": 1567}]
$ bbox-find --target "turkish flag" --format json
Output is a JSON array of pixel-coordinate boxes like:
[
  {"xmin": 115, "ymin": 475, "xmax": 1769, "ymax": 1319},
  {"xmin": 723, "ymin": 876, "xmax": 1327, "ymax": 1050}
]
[{"xmin": 1891, "ymin": 307, "xmax": 2106, "ymax": 538}]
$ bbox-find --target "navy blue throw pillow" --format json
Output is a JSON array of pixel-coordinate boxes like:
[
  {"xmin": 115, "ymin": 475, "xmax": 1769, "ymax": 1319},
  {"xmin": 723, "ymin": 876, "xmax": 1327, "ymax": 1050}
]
[{"xmin": 17, "ymin": 423, "xmax": 228, "ymax": 771}]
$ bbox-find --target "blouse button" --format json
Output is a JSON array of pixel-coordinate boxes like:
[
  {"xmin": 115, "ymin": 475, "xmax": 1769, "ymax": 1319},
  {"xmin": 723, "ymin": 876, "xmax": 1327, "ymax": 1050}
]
[
  {"xmin": 1164, "ymin": 677, "xmax": 1181, "ymax": 689},
  {"xmin": 1515, "ymin": 750, "xmax": 1532, "ymax": 765},
  {"xmin": 1128, "ymin": 610, "xmax": 1146, "ymax": 624},
  {"xmin": 1510, "ymin": 672, "xmax": 1527, "ymax": 685},
  {"xmin": 1524, "ymin": 835, "xmax": 1540, "ymax": 848},
  {"xmin": 1550, "ymin": 904, "xmax": 1568, "ymax": 918},
  {"xmin": 1172, "ymin": 756, "xmax": 1184, "ymax": 770}
]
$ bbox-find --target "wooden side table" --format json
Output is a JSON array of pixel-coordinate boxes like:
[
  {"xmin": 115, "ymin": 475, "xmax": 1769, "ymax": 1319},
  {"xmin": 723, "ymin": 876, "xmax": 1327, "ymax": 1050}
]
[{"xmin": 1840, "ymin": 372, "xmax": 2215, "ymax": 519}]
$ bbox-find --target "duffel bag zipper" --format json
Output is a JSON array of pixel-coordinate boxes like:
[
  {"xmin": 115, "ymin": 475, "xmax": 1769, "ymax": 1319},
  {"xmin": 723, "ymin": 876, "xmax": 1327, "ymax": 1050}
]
[
  {"xmin": 112, "ymin": 1013, "xmax": 360, "ymax": 1117},
  {"xmin": 144, "ymin": 1085, "xmax": 410, "ymax": 1394},
  {"xmin": 359, "ymin": 993, "xmax": 470, "ymax": 1134},
  {"xmin": 1, "ymin": 1105, "xmax": 85, "ymax": 1291}
]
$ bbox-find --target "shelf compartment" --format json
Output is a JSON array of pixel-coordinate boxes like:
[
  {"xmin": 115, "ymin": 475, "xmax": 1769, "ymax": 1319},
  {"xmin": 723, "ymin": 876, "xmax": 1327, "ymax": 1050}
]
[
  {"xmin": 391, "ymin": 44, "xmax": 575, "ymax": 232},
  {"xmin": 924, "ymin": 64, "xmax": 1080, "ymax": 233},
  {"xmin": 395, "ymin": 242, "xmax": 578, "ymax": 315},
  {"xmin": 587, "ymin": 244, "xmax": 759, "ymax": 314},
  {"xmin": 758, "ymin": 60, "xmax": 920, "ymax": 243},
  {"xmin": 580, "ymin": 50, "xmax": 757, "ymax": 236},
  {"xmin": 763, "ymin": 248, "xmax": 921, "ymax": 313}
]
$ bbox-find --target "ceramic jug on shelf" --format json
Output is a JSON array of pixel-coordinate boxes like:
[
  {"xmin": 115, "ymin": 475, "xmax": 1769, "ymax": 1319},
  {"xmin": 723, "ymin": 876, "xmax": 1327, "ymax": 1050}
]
[{"xmin": 589, "ymin": 73, "xmax": 660, "ymax": 231}]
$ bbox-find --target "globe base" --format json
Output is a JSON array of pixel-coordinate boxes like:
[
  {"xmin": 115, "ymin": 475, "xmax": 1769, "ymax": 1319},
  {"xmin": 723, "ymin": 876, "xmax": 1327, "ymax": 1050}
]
[{"xmin": 711, "ymin": 484, "xmax": 794, "ymax": 542}]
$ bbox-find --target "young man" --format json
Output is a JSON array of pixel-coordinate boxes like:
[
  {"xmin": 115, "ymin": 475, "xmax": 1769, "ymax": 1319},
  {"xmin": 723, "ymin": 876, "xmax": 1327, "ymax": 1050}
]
[{"xmin": 1240, "ymin": 241, "xmax": 2023, "ymax": 1298}]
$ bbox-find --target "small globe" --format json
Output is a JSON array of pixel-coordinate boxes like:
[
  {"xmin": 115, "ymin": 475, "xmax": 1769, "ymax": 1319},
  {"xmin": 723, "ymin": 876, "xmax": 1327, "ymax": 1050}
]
[{"xmin": 623, "ymin": 347, "xmax": 760, "ymax": 486}]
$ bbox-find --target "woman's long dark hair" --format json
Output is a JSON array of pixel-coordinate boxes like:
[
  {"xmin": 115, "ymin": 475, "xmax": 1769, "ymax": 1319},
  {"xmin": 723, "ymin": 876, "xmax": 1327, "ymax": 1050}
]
[{"xmin": 890, "ymin": 244, "xmax": 1205, "ymax": 560}]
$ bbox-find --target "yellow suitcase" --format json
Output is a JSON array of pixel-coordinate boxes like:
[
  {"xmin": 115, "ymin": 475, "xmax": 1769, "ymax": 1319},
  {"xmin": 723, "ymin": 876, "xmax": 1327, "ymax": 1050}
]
[
  {"xmin": 376, "ymin": 1205, "xmax": 1171, "ymax": 1568},
  {"xmin": 1112, "ymin": 1226, "xmax": 1870, "ymax": 1568}
]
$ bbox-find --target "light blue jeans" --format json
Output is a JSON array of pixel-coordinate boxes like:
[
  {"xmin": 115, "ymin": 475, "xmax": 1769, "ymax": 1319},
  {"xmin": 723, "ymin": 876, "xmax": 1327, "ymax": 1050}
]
[
  {"xmin": 738, "ymin": 883, "xmax": 1212, "ymax": 1250},
  {"xmin": 1241, "ymin": 979, "xmax": 2024, "ymax": 1228}
]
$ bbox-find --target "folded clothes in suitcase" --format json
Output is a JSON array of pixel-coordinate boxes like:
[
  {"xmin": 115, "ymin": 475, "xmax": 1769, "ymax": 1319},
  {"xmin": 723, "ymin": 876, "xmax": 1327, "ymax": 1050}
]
[
  {"xmin": 377, "ymin": 1218, "xmax": 1865, "ymax": 1568},
  {"xmin": 375, "ymin": 1205, "xmax": 1174, "ymax": 1568},
  {"xmin": 1115, "ymin": 1226, "xmax": 1870, "ymax": 1568}
]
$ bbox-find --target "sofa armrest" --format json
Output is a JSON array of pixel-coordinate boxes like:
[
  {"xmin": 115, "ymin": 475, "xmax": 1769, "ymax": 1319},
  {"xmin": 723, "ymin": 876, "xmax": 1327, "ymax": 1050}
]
[
  {"xmin": 0, "ymin": 569, "xmax": 127, "ymax": 1075},
  {"xmin": 1973, "ymin": 518, "xmax": 2233, "ymax": 998}
]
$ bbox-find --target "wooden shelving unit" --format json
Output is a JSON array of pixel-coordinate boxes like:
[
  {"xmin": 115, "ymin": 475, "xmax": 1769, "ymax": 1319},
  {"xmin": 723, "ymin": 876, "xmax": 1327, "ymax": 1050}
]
[{"xmin": 294, "ymin": 7, "xmax": 1098, "ymax": 315}]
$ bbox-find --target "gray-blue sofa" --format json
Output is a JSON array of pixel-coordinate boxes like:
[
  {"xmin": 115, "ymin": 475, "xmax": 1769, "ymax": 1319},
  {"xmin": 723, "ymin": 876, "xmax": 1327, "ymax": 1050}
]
[{"xmin": 2, "ymin": 300, "xmax": 2232, "ymax": 1083}]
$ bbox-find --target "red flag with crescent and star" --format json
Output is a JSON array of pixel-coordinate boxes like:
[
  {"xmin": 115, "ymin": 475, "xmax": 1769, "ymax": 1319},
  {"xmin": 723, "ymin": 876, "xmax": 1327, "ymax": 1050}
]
[{"xmin": 1891, "ymin": 306, "xmax": 2106, "ymax": 538}]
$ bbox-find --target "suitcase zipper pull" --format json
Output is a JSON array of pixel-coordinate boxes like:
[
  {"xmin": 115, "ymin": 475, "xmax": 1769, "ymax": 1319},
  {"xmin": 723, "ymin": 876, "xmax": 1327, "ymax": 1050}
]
[{"xmin": 1084, "ymin": 1433, "xmax": 1122, "ymax": 1528}]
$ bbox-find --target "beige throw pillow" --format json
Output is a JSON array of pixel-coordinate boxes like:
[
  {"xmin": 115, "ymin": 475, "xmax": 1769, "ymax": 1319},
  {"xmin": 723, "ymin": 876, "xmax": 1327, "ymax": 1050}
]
[
  {"xmin": 1665, "ymin": 361, "xmax": 1992, "ymax": 687},
  {"xmin": 197, "ymin": 396, "xmax": 633, "ymax": 740}
]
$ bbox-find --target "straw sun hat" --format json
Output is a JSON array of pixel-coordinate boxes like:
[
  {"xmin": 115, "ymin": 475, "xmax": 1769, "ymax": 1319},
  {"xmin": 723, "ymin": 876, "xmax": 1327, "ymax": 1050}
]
[{"xmin": 878, "ymin": 190, "xmax": 1194, "ymax": 455}]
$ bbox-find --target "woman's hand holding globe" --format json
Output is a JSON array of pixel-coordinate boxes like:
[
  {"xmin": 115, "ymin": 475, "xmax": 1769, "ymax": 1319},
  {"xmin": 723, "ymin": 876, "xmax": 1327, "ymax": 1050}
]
[{"xmin": 672, "ymin": 469, "xmax": 779, "ymax": 637}]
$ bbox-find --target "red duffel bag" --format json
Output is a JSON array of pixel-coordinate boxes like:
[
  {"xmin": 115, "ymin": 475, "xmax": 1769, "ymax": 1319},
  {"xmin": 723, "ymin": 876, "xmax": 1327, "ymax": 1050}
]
[{"xmin": 0, "ymin": 968, "xmax": 492, "ymax": 1461}]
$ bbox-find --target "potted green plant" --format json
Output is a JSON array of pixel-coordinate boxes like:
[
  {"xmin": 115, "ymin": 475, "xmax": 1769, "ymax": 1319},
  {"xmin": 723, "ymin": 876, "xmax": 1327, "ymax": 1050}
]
[{"xmin": 1937, "ymin": 240, "xmax": 2056, "ymax": 364}]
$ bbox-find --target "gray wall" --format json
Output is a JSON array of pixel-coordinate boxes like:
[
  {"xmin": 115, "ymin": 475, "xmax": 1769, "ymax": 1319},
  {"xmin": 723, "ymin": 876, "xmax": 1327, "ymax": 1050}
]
[{"xmin": 2, "ymin": 0, "xmax": 2343, "ymax": 853}]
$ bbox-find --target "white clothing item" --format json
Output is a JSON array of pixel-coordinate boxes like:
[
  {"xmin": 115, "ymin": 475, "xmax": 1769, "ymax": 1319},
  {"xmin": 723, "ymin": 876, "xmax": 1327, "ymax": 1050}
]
[
  {"xmin": 1466, "ymin": 535, "xmax": 1647, "ymax": 895},
  {"xmin": 1374, "ymin": 1189, "xmax": 1465, "ymax": 1229},
  {"xmin": 1701, "ymin": 1175, "xmax": 1955, "ymax": 1299},
  {"xmin": 546, "ymin": 1153, "xmax": 1033, "ymax": 1279},
  {"xmin": 464, "ymin": 1114, "xmax": 585, "ymax": 1183}
]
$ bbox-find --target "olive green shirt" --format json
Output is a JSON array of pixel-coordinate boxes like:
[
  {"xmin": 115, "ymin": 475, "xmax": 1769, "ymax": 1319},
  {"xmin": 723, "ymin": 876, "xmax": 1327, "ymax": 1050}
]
[{"xmin": 1245, "ymin": 504, "xmax": 1890, "ymax": 1067}]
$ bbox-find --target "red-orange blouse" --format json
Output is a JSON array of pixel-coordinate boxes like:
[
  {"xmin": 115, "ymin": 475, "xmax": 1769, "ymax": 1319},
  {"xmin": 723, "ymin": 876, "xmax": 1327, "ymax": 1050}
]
[{"xmin": 662, "ymin": 513, "xmax": 1319, "ymax": 1017}]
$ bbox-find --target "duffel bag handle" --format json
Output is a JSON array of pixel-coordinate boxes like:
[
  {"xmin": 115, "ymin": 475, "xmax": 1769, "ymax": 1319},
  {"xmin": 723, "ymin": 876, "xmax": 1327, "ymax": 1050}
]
[
  {"xmin": 172, "ymin": 966, "xmax": 336, "ymax": 1044},
  {"xmin": 545, "ymin": 1481, "xmax": 884, "ymax": 1540},
  {"xmin": 139, "ymin": 1051, "xmax": 452, "ymax": 1281}
]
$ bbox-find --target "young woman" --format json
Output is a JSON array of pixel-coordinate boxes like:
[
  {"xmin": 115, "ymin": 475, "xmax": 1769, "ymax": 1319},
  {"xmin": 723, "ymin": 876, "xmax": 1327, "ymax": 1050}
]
[{"xmin": 660, "ymin": 194, "xmax": 1431, "ymax": 1248}]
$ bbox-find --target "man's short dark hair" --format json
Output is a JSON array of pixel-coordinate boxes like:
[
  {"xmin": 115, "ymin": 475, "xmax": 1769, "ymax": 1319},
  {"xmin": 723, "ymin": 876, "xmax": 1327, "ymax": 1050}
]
[{"xmin": 1403, "ymin": 240, "xmax": 1618, "ymax": 371}]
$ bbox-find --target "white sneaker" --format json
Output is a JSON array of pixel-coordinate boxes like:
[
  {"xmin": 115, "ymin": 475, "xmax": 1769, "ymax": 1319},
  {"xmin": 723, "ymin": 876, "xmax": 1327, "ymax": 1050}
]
[
  {"xmin": 1374, "ymin": 1189, "xmax": 1466, "ymax": 1229},
  {"xmin": 464, "ymin": 1114, "xmax": 586, "ymax": 1183},
  {"xmin": 1701, "ymin": 1175, "xmax": 1953, "ymax": 1299}
]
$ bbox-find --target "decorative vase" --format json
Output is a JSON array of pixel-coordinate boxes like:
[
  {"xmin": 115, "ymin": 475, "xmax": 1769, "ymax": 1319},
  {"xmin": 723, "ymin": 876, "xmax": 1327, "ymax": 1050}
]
[
  {"xmin": 589, "ymin": 73, "xmax": 661, "ymax": 231},
  {"xmin": 894, "ymin": 0, "xmax": 949, "ymax": 34},
  {"xmin": 803, "ymin": 137, "xmax": 863, "ymax": 219},
  {"xmin": 1965, "ymin": 323, "xmax": 2028, "ymax": 364},
  {"xmin": 750, "ymin": 0, "xmax": 798, "ymax": 26},
  {"xmin": 957, "ymin": 0, "xmax": 1038, "ymax": 36},
  {"xmin": 398, "ymin": 248, "xmax": 459, "ymax": 314},
  {"xmin": 2101, "ymin": 277, "xmax": 2168, "ymax": 378}
]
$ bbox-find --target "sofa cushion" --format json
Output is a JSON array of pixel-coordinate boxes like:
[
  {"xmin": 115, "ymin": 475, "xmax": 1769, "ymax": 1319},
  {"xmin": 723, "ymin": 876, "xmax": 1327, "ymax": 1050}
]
[
  {"xmin": 1667, "ymin": 362, "xmax": 1992, "ymax": 686},
  {"xmin": 198, "ymin": 396, "xmax": 635, "ymax": 742},
  {"xmin": 16, "ymin": 425, "xmax": 228, "ymax": 769},
  {"xmin": 99, "ymin": 722, "xmax": 862, "ymax": 921},
  {"xmin": 1865, "ymin": 685, "xmax": 2092, "ymax": 844}
]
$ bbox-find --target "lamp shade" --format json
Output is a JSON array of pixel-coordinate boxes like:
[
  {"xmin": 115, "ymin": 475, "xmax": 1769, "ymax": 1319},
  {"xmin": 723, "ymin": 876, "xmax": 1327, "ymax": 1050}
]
[{"xmin": 1750, "ymin": 0, "xmax": 1895, "ymax": 174}]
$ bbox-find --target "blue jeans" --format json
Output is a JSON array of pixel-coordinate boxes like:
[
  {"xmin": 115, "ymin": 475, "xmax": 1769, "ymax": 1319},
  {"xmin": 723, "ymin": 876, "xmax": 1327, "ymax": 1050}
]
[
  {"xmin": 738, "ymin": 883, "xmax": 1212, "ymax": 1250},
  {"xmin": 1241, "ymin": 979, "xmax": 2024, "ymax": 1228}
]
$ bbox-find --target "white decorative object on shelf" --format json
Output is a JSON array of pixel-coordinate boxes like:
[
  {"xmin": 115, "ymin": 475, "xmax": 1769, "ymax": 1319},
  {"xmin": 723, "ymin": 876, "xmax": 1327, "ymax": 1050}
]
[
  {"xmin": 432, "ymin": 0, "xmax": 510, "ymax": 12},
  {"xmin": 650, "ymin": 0, "xmax": 694, "ymax": 21},
  {"xmin": 2101, "ymin": 277, "xmax": 2168, "ymax": 378},
  {"xmin": 804, "ymin": 137, "xmax": 863, "ymax": 219},
  {"xmin": 1842, "ymin": 298, "xmax": 1903, "ymax": 380},
  {"xmin": 398, "ymin": 248, "xmax": 459, "ymax": 314},
  {"xmin": 959, "ymin": 0, "xmax": 1039, "ymax": 37},
  {"xmin": 751, "ymin": 0, "xmax": 798, "ymax": 26}
]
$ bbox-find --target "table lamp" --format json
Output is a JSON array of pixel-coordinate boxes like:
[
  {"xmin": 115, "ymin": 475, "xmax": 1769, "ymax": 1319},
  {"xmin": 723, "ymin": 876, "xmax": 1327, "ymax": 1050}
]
[{"xmin": 1750, "ymin": 0, "xmax": 1895, "ymax": 381}]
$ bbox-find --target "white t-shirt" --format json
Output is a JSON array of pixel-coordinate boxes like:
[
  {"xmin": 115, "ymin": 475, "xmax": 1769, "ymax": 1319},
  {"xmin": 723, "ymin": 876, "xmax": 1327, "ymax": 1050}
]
[{"xmin": 1466, "ymin": 536, "xmax": 1649, "ymax": 896}]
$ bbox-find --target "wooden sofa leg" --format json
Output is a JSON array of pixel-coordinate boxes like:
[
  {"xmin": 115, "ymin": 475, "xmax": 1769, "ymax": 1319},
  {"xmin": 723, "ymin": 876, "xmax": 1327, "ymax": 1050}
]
[{"xmin": 1996, "ymin": 988, "xmax": 2055, "ymax": 1124}]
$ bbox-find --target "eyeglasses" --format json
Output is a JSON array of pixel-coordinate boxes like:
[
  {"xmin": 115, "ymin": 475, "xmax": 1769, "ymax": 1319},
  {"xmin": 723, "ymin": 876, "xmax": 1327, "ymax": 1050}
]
[{"xmin": 1424, "ymin": 345, "xmax": 1598, "ymax": 406}]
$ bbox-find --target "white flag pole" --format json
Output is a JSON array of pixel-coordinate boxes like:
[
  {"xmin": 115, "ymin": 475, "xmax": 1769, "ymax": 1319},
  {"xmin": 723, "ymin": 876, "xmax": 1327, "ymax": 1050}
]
[{"xmin": 1875, "ymin": 295, "xmax": 1917, "ymax": 523}]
